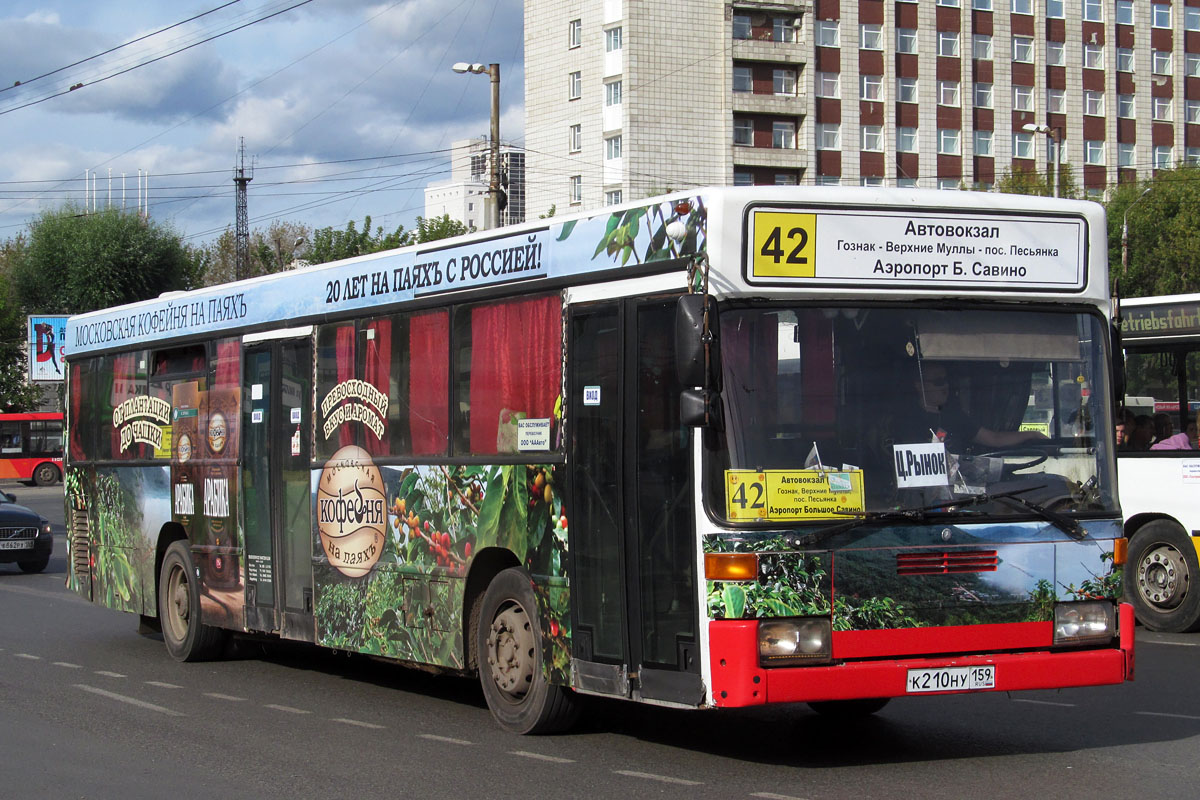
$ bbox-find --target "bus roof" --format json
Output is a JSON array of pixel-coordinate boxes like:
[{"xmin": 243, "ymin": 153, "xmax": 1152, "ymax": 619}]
[{"xmin": 65, "ymin": 186, "xmax": 1109, "ymax": 358}]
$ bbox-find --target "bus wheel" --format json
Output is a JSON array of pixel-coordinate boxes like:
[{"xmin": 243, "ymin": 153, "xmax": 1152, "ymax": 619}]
[
  {"xmin": 159, "ymin": 541, "xmax": 227, "ymax": 661},
  {"xmin": 808, "ymin": 698, "xmax": 891, "ymax": 717},
  {"xmin": 1125, "ymin": 520, "xmax": 1200, "ymax": 633},
  {"xmin": 32, "ymin": 463, "xmax": 59, "ymax": 486},
  {"xmin": 476, "ymin": 567, "xmax": 578, "ymax": 734}
]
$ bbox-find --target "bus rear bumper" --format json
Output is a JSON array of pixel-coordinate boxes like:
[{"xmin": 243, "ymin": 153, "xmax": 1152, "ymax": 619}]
[{"xmin": 709, "ymin": 604, "xmax": 1134, "ymax": 708}]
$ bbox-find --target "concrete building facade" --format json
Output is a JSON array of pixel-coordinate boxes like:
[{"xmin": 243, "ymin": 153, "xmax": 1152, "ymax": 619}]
[{"xmin": 424, "ymin": 138, "xmax": 527, "ymax": 230}]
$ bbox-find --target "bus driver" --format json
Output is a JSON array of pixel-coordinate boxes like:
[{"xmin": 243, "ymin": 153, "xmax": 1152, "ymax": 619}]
[{"xmin": 898, "ymin": 363, "xmax": 1048, "ymax": 451}]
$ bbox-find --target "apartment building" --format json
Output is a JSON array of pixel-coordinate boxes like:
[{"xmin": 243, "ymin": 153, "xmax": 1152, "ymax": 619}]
[
  {"xmin": 424, "ymin": 138, "xmax": 527, "ymax": 230},
  {"xmin": 524, "ymin": 0, "xmax": 1200, "ymax": 213}
]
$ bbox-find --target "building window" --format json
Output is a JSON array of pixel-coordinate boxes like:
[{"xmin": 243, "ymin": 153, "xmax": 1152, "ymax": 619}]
[
  {"xmin": 897, "ymin": 76, "xmax": 918, "ymax": 103},
  {"xmin": 1047, "ymin": 88, "xmax": 1066, "ymax": 113},
  {"xmin": 1115, "ymin": 0, "xmax": 1134, "ymax": 24},
  {"xmin": 974, "ymin": 129, "xmax": 994, "ymax": 157},
  {"xmin": 569, "ymin": 19, "xmax": 581, "ymax": 48},
  {"xmin": 817, "ymin": 123, "xmax": 841, "ymax": 150},
  {"xmin": 1047, "ymin": 41, "xmax": 1065, "ymax": 67},
  {"xmin": 1152, "ymin": 3, "xmax": 1171, "ymax": 28},
  {"xmin": 1084, "ymin": 44, "xmax": 1104, "ymax": 69},
  {"xmin": 816, "ymin": 20, "xmax": 839, "ymax": 47},
  {"xmin": 1084, "ymin": 140, "xmax": 1105, "ymax": 165},
  {"xmin": 606, "ymin": 190, "xmax": 623, "ymax": 205},
  {"xmin": 605, "ymin": 135, "xmax": 622, "ymax": 160},
  {"xmin": 1188, "ymin": 7, "xmax": 1200, "ymax": 31},
  {"xmin": 1152, "ymin": 50, "xmax": 1172, "ymax": 75},
  {"xmin": 1153, "ymin": 96, "xmax": 1173, "ymax": 121},
  {"xmin": 733, "ymin": 66, "xmax": 752, "ymax": 92},
  {"xmin": 938, "ymin": 128, "xmax": 961, "ymax": 155},
  {"xmin": 861, "ymin": 125, "xmax": 884, "ymax": 151},
  {"xmin": 1046, "ymin": 0, "xmax": 1064, "ymax": 18},
  {"xmin": 860, "ymin": 176, "xmax": 885, "ymax": 187},
  {"xmin": 936, "ymin": 0, "xmax": 960, "ymax": 6},
  {"xmin": 1013, "ymin": 132, "xmax": 1034, "ymax": 159},
  {"xmin": 1188, "ymin": 147, "xmax": 1200, "ymax": 165},
  {"xmin": 605, "ymin": 80, "xmax": 622, "ymax": 106},
  {"xmin": 938, "ymin": 80, "xmax": 960, "ymax": 107},
  {"xmin": 569, "ymin": 71, "xmax": 581, "ymax": 100},
  {"xmin": 816, "ymin": 71, "xmax": 840, "ymax": 98},
  {"xmin": 773, "ymin": 17, "xmax": 797, "ymax": 42},
  {"xmin": 1083, "ymin": 0, "xmax": 1103, "ymax": 22},
  {"xmin": 1189, "ymin": 53, "xmax": 1200, "ymax": 77},
  {"xmin": 569, "ymin": 175, "xmax": 582, "ymax": 203},
  {"xmin": 774, "ymin": 68, "xmax": 797, "ymax": 95},
  {"xmin": 897, "ymin": 126, "xmax": 918, "ymax": 152},
  {"xmin": 775, "ymin": 172, "xmax": 799, "ymax": 186},
  {"xmin": 1117, "ymin": 94, "xmax": 1134, "ymax": 117},
  {"xmin": 860, "ymin": 74, "xmax": 883, "ymax": 101},
  {"xmin": 1117, "ymin": 48, "xmax": 1134, "ymax": 72},
  {"xmin": 772, "ymin": 120, "xmax": 796, "ymax": 149},
  {"xmin": 1154, "ymin": 145, "xmax": 1174, "ymax": 169},
  {"xmin": 1084, "ymin": 91, "xmax": 1104, "ymax": 116},
  {"xmin": 605, "ymin": 27, "xmax": 623, "ymax": 52},
  {"xmin": 733, "ymin": 14, "xmax": 751, "ymax": 39},
  {"xmin": 816, "ymin": 175, "xmax": 841, "ymax": 186},
  {"xmin": 860, "ymin": 23, "xmax": 883, "ymax": 50},
  {"xmin": 898, "ymin": 177, "xmax": 919, "ymax": 188},
  {"xmin": 1012, "ymin": 84, "xmax": 1033, "ymax": 112},
  {"xmin": 1012, "ymin": 0, "xmax": 1032, "ymax": 14},
  {"xmin": 938, "ymin": 31, "xmax": 959, "ymax": 57},
  {"xmin": 1188, "ymin": 99, "xmax": 1200, "ymax": 124},
  {"xmin": 974, "ymin": 35, "xmax": 993, "ymax": 61},
  {"xmin": 975, "ymin": 82, "xmax": 994, "ymax": 108},
  {"xmin": 972, "ymin": 0, "xmax": 993, "ymax": 9},
  {"xmin": 897, "ymin": 28, "xmax": 918, "ymax": 54},
  {"xmin": 569, "ymin": 124, "xmax": 582, "ymax": 152},
  {"xmin": 733, "ymin": 171, "xmax": 753, "ymax": 186},
  {"xmin": 733, "ymin": 118, "xmax": 754, "ymax": 145},
  {"xmin": 1118, "ymin": 143, "xmax": 1135, "ymax": 167},
  {"xmin": 938, "ymin": 178, "xmax": 962, "ymax": 190},
  {"xmin": 1012, "ymin": 36, "xmax": 1034, "ymax": 63}
]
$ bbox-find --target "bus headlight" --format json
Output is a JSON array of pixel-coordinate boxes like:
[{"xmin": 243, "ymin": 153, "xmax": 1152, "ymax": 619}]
[
  {"xmin": 758, "ymin": 618, "xmax": 832, "ymax": 667},
  {"xmin": 1053, "ymin": 601, "xmax": 1116, "ymax": 646}
]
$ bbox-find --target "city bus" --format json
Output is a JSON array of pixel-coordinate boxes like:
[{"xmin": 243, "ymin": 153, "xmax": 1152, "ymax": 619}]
[
  {"xmin": 1118, "ymin": 293, "xmax": 1200, "ymax": 632},
  {"xmin": 63, "ymin": 187, "xmax": 1132, "ymax": 734},
  {"xmin": 0, "ymin": 411, "xmax": 64, "ymax": 486}
]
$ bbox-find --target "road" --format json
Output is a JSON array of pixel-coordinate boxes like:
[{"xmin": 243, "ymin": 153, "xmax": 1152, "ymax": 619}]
[{"xmin": 2, "ymin": 483, "xmax": 1199, "ymax": 800}]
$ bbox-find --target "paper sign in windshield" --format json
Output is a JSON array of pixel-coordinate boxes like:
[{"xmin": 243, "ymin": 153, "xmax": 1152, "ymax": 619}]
[
  {"xmin": 726, "ymin": 469, "xmax": 865, "ymax": 521},
  {"xmin": 894, "ymin": 442, "xmax": 950, "ymax": 488}
]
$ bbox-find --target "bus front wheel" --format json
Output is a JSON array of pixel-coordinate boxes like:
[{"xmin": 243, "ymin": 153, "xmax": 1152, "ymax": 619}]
[
  {"xmin": 476, "ymin": 567, "xmax": 578, "ymax": 734},
  {"xmin": 1125, "ymin": 520, "xmax": 1200, "ymax": 633},
  {"xmin": 158, "ymin": 541, "xmax": 227, "ymax": 661}
]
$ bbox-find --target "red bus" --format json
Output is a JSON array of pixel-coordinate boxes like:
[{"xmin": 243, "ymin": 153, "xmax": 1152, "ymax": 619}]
[{"xmin": 0, "ymin": 412, "xmax": 64, "ymax": 486}]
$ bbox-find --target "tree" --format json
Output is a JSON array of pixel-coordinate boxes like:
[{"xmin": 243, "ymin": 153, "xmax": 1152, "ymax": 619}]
[
  {"xmin": 197, "ymin": 220, "xmax": 312, "ymax": 286},
  {"xmin": 993, "ymin": 163, "xmax": 1079, "ymax": 199},
  {"xmin": 0, "ymin": 271, "xmax": 42, "ymax": 411},
  {"xmin": 11, "ymin": 206, "xmax": 203, "ymax": 314},
  {"xmin": 305, "ymin": 214, "xmax": 470, "ymax": 266},
  {"xmin": 1106, "ymin": 166, "xmax": 1200, "ymax": 297}
]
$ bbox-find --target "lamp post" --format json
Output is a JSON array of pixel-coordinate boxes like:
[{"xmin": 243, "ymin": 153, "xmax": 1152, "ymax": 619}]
[
  {"xmin": 452, "ymin": 62, "xmax": 501, "ymax": 230},
  {"xmin": 1022, "ymin": 123, "xmax": 1061, "ymax": 198},
  {"xmin": 1121, "ymin": 185, "xmax": 1153, "ymax": 276}
]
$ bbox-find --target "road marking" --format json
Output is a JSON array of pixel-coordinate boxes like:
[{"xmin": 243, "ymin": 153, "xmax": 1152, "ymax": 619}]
[
  {"xmin": 753, "ymin": 793, "xmax": 810, "ymax": 800},
  {"xmin": 1145, "ymin": 640, "xmax": 1200, "ymax": 647},
  {"xmin": 332, "ymin": 718, "xmax": 385, "ymax": 729},
  {"xmin": 205, "ymin": 692, "xmax": 246, "ymax": 701},
  {"xmin": 266, "ymin": 704, "xmax": 311, "ymax": 714},
  {"xmin": 419, "ymin": 734, "xmax": 473, "ymax": 745},
  {"xmin": 75, "ymin": 684, "xmax": 184, "ymax": 716},
  {"xmin": 14, "ymin": 653, "xmax": 41, "ymax": 660},
  {"xmin": 1012, "ymin": 699, "xmax": 1075, "ymax": 707},
  {"xmin": 1135, "ymin": 711, "xmax": 1200, "ymax": 720},
  {"xmin": 145, "ymin": 681, "xmax": 182, "ymax": 689},
  {"xmin": 95, "ymin": 670, "xmax": 126, "ymax": 678},
  {"xmin": 614, "ymin": 770, "xmax": 702, "ymax": 786},
  {"xmin": 511, "ymin": 750, "xmax": 575, "ymax": 763},
  {"xmin": 53, "ymin": 662, "xmax": 82, "ymax": 669}
]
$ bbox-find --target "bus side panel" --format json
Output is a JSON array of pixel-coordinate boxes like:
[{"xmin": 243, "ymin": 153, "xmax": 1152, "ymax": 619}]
[{"xmin": 311, "ymin": 461, "xmax": 570, "ymax": 679}]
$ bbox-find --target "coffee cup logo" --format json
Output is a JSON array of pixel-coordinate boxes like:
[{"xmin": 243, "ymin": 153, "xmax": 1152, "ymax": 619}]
[
  {"xmin": 208, "ymin": 411, "xmax": 227, "ymax": 454},
  {"xmin": 177, "ymin": 432, "xmax": 192, "ymax": 463},
  {"xmin": 317, "ymin": 445, "xmax": 386, "ymax": 578}
]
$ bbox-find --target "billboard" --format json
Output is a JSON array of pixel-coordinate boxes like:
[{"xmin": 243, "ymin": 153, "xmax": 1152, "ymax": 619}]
[{"xmin": 28, "ymin": 315, "xmax": 68, "ymax": 382}]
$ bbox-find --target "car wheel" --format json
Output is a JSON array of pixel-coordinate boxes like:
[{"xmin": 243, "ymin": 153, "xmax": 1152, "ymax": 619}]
[{"xmin": 18, "ymin": 554, "xmax": 50, "ymax": 574}]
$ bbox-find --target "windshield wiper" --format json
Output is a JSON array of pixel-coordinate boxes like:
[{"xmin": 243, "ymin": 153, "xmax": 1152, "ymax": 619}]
[{"xmin": 992, "ymin": 492, "xmax": 1086, "ymax": 540}]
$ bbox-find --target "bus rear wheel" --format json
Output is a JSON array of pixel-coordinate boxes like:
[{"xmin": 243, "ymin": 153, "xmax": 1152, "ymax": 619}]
[
  {"xmin": 32, "ymin": 463, "xmax": 59, "ymax": 486},
  {"xmin": 159, "ymin": 541, "xmax": 227, "ymax": 661},
  {"xmin": 476, "ymin": 567, "xmax": 578, "ymax": 734},
  {"xmin": 1125, "ymin": 520, "xmax": 1200, "ymax": 633}
]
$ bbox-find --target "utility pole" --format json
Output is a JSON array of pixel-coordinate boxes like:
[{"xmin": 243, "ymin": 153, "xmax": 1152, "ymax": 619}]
[{"xmin": 234, "ymin": 138, "xmax": 254, "ymax": 281}]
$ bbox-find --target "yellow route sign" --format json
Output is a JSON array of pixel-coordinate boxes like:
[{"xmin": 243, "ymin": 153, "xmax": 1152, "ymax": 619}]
[
  {"xmin": 750, "ymin": 211, "xmax": 817, "ymax": 278},
  {"xmin": 726, "ymin": 469, "xmax": 865, "ymax": 521}
]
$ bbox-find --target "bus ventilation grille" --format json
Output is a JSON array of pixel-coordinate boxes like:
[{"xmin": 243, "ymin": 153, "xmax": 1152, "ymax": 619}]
[
  {"xmin": 70, "ymin": 505, "xmax": 90, "ymax": 578},
  {"xmin": 897, "ymin": 550, "xmax": 999, "ymax": 575}
]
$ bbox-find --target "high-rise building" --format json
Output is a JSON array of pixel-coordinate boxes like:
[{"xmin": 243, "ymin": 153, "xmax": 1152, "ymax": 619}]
[
  {"xmin": 524, "ymin": 0, "xmax": 1199, "ymax": 213},
  {"xmin": 424, "ymin": 138, "xmax": 527, "ymax": 230}
]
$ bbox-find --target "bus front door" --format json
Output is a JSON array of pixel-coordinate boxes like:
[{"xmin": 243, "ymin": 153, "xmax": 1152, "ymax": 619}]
[
  {"xmin": 243, "ymin": 337, "xmax": 316, "ymax": 641},
  {"xmin": 567, "ymin": 298, "xmax": 703, "ymax": 705}
]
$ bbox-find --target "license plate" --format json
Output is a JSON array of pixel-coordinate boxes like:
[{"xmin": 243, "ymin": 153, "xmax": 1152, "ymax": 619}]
[
  {"xmin": 906, "ymin": 665, "xmax": 995, "ymax": 693},
  {"xmin": 0, "ymin": 540, "xmax": 33, "ymax": 550}
]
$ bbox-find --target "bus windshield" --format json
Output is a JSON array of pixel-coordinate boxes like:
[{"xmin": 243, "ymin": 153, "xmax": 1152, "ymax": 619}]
[{"xmin": 709, "ymin": 305, "xmax": 1116, "ymax": 524}]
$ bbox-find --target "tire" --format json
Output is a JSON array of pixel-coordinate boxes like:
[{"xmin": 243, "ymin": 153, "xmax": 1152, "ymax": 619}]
[
  {"xmin": 18, "ymin": 554, "xmax": 50, "ymax": 574},
  {"xmin": 1124, "ymin": 520, "xmax": 1200, "ymax": 633},
  {"xmin": 158, "ymin": 540, "xmax": 227, "ymax": 661},
  {"xmin": 808, "ymin": 698, "xmax": 891, "ymax": 717},
  {"xmin": 32, "ymin": 462, "xmax": 59, "ymax": 487},
  {"xmin": 476, "ymin": 567, "xmax": 579, "ymax": 734}
]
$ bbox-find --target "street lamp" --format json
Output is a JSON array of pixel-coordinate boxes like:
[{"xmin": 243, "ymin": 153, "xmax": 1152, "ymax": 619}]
[
  {"xmin": 1022, "ymin": 123, "xmax": 1061, "ymax": 198},
  {"xmin": 452, "ymin": 61, "xmax": 502, "ymax": 230},
  {"xmin": 1121, "ymin": 185, "xmax": 1153, "ymax": 275}
]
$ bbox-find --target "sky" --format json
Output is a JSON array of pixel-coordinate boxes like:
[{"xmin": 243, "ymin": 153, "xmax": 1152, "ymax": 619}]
[{"xmin": 0, "ymin": 0, "xmax": 525, "ymax": 247}]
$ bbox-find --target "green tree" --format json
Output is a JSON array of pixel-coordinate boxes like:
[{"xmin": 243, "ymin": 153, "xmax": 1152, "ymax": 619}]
[
  {"xmin": 198, "ymin": 220, "xmax": 312, "ymax": 286},
  {"xmin": 1107, "ymin": 167, "xmax": 1200, "ymax": 297},
  {"xmin": 0, "ymin": 271, "xmax": 42, "ymax": 411},
  {"xmin": 993, "ymin": 162, "xmax": 1079, "ymax": 198},
  {"xmin": 11, "ymin": 205, "xmax": 202, "ymax": 314},
  {"xmin": 412, "ymin": 214, "xmax": 469, "ymax": 244},
  {"xmin": 306, "ymin": 214, "xmax": 471, "ymax": 266}
]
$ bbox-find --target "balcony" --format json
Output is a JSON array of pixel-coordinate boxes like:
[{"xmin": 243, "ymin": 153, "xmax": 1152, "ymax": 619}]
[
  {"xmin": 732, "ymin": 89, "xmax": 808, "ymax": 116},
  {"xmin": 731, "ymin": 36, "xmax": 806, "ymax": 65},
  {"xmin": 731, "ymin": 144, "xmax": 809, "ymax": 169}
]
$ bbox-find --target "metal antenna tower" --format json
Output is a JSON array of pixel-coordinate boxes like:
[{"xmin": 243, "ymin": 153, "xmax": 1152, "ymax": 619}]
[{"xmin": 234, "ymin": 137, "xmax": 254, "ymax": 281}]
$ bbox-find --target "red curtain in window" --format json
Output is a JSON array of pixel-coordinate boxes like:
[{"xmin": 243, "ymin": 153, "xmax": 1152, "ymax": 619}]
[
  {"xmin": 364, "ymin": 319, "xmax": 392, "ymax": 456},
  {"xmin": 336, "ymin": 325, "xmax": 355, "ymax": 449},
  {"xmin": 69, "ymin": 364, "xmax": 85, "ymax": 461},
  {"xmin": 801, "ymin": 315, "xmax": 832, "ymax": 425},
  {"xmin": 111, "ymin": 353, "xmax": 136, "ymax": 458},
  {"xmin": 215, "ymin": 339, "xmax": 239, "ymax": 388},
  {"xmin": 409, "ymin": 312, "xmax": 448, "ymax": 456},
  {"xmin": 469, "ymin": 296, "xmax": 562, "ymax": 454}
]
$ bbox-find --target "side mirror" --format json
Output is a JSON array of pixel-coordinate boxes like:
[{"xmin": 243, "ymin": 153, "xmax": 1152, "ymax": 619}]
[
  {"xmin": 674, "ymin": 294, "xmax": 721, "ymax": 389},
  {"xmin": 3, "ymin": 491, "xmax": 15, "ymax": 503},
  {"xmin": 680, "ymin": 389, "xmax": 722, "ymax": 429}
]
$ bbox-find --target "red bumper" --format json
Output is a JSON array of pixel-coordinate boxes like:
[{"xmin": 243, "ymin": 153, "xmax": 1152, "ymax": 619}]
[{"xmin": 709, "ymin": 603, "xmax": 1135, "ymax": 707}]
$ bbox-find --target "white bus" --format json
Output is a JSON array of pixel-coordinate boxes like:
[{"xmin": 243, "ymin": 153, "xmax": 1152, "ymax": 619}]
[{"xmin": 1118, "ymin": 293, "xmax": 1200, "ymax": 632}]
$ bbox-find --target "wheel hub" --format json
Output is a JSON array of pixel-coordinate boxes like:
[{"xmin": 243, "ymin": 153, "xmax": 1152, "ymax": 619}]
[
  {"xmin": 1136, "ymin": 544, "xmax": 1189, "ymax": 609},
  {"xmin": 486, "ymin": 602, "xmax": 535, "ymax": 699}
]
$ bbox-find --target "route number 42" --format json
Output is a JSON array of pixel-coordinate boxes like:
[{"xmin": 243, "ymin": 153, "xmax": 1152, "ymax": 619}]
[
  {"xmin": 751, "ymin": 211, "xmax": 817, "ymax": 278},
  {"xmin": 760, "ymin": 226, "xmax": 808, "ymax": 265}
]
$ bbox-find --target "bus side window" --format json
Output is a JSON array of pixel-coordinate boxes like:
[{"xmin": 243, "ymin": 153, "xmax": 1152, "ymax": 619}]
[{"xmin": 0, "ymin": 422, "xmax": 21, "ymax": 453}]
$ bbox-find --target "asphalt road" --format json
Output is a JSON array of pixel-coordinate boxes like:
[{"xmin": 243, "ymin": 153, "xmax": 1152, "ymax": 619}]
[{"xmin": 2, "ymin": 483, "xmax": 1199, "ymax": 800}]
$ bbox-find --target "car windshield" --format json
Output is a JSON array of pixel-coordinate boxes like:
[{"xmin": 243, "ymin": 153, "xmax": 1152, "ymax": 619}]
[{"xmin": 708, "ymin": 305, "xmax": 1117, "ymax": 526}]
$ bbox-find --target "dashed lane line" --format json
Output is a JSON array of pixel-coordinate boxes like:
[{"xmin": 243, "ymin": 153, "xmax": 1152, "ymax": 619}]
[
  {"xmin": 418, "ymin": 734, "xmax": 473, "ymax": 745},
  {"xmin": 614, "ymin": 770, "xmax": 703, "ymax": 786},
  {"xmin": 14, "ymin": 653, "xmax": 40, "ymax": 660},
  {"xmin": 752, "ymin": 793, "xmax": 810, "ymax": 800},
  {"xmin": 146, "ymin": 681, "xmax": 183, "ymax": 689},
  {"xmin": 53, "ymin": 662, "xmax": 81, "ymax": 669},
  {"xmin": 511, "ymin": 751, "xmax": 575, "ymax": 764},
  {"xmin": 205, "ymin": 693, "xmax": 247, "ymax": 701},
  {"xmin": 1012, "ymin": 699, "xmax": 1076, "ymax": 707},
  {"xmin": 75, "ymin": 684, "xmax": 184, "ymax": 716},
  {"xmin": 265, "ymin": 704, "xmax": 311, "ymax": 714},
  {"xmin": 95, "ymin": 670, "xmax": 126, "ymax": 678},
  {"xmin": 1135, "ymin": 711, "xmax": 1200, "ymax": 720},
  {"xmin": 332, "ymin": 718, "xmax": 386, "ymax": 729}
]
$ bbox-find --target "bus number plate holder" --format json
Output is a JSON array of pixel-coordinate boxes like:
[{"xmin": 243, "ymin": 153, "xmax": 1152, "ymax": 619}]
[{"xmin": 906, "ymin": 665, "xmax": 995, "ymax": 693}]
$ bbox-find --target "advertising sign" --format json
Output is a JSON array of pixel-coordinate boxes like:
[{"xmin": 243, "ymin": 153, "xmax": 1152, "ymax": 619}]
[{"xmin": 28, "ymin": 315, "xmax": 68, "ymax": 382}]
